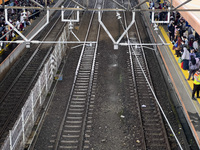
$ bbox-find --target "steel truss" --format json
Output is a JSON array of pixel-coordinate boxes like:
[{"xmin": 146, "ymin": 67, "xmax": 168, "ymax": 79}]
[{"xmin": 1, "ymin": 0, "xmax": 199, "ymax": 48}]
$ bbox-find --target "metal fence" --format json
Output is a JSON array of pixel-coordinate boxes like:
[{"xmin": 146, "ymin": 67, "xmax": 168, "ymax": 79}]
[{"xmin": 1, "ymin": 27, "xmax": 68, "ymax": 150}]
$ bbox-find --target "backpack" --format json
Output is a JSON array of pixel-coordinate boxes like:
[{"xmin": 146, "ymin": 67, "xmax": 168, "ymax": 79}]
[{"xmin": 191, "ymin": 56, "xmax": 196, "ymax": 65}]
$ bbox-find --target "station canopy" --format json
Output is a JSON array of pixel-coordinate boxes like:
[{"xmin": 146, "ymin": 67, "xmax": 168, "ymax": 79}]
[{"xmin": 171, "ymin": 0, "xmax": 200, "ymax": 35}]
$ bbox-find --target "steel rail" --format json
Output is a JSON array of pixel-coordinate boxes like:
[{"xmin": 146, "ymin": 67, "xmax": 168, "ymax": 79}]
[
  {"xmin": 0, "ymin": 1, "xmax": 68, "ymax": 105},
  {"xmin": 121, "ymin": 0, "xmax": 147, "ymax": 148},
  {"xmin": 79, "ymin": 1, "xmax": 102, "ymax": 148},
  {"xmin": 26, "ymin": 55, "xmax": 68, "ymax": 150},
  {"xmin": 23, "ymin": 1, "xmax": 77, "ymax": 149},
  {"xmin": 132, "ymin": 4, "xmax": 183, "ymax": 150},
  {"xmin": 54, "ymin": 0, "xmax": 99, "ymax": 149},
  {"xmin": 132, "ymin": 0, "xmax": 171, "ymax": 147},
  {"xmin": 0, "ymin": 0, "xmax": 71, "ymax": 141},
  {"xmin": 120, "ymin": 0, "xmax": 172, "ymax": 149}
]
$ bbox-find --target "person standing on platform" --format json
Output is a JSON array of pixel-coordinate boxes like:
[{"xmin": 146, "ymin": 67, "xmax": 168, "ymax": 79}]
[
  {"xmin": 188, "ymin": 55, "xmax": 198, "ymax": 80},
  {"xmin": 175, "ymin": 35, "xmax": 182, "ymax": 57},
  {"xmin": 192, "ymin": 69, "xmax": 200, "ymax": 100},
  {"xmin": 193, "ymin": 39, "xmax": 199, "ymax": 53},
  {"xmin": 181, "ymin": 46, "xmax": 190, "ymax": 70},
  {"xmin": 168, "ymin": 20, "xmax": 175, "ymax": 41}
]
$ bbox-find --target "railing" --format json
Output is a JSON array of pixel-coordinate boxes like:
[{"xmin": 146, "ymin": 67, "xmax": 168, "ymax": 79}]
[{"xmin": 1, "ymin": 26, "xmax": 68, "ymax": 150}]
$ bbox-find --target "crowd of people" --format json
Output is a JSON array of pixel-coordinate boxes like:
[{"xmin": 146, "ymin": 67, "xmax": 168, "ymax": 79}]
[
  {"xmin": 167, "ymin": 9, "xmax": 200, "ymax": 100},
  {"xmin": 0, "ymin": 0, "xmax": 53, "ymax": 50},
  {"xmin": 149, "ymin": 0, "xmax": 200, "ymax": 100}
]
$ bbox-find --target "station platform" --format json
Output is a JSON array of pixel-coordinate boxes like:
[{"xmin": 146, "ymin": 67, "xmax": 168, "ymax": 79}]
[{"xmin": 140, "ymin": 1, "xmax": 200, "ymax": 148}]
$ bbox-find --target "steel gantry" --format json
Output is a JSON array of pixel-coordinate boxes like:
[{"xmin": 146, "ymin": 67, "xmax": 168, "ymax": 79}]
[{"xmin": 1, "ymin": 0, "xmax": 199, "ymax": 48}]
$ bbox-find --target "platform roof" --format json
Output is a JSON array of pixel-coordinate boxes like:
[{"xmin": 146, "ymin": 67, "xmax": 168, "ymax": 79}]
[{"xmin": 171, "ymin": 0, "xmax": 200, "ymax": 35}]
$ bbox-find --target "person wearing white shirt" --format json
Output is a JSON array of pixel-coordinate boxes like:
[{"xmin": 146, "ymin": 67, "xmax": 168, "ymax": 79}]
[
  {"xmin": 193, "ymin": 39, "xmax": 199, "ymax": 53},
  {"xmin": 182, "ymin": 47, "xmax": 190, "ymax": 70}
]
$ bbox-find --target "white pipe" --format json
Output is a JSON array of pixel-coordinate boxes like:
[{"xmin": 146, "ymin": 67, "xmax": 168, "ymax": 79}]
[
  {"xmin": 116, "ymin": 11, "xmax": 135, "ymax": 44},
  {"xmin": 158, "ymin": 34, "xmax": 165, "ymax": 45},
  {"xmin": 0, "ymin": 40, "xmax": 168, "ymax": 45},
  {"xmin": 30, "ymin": 0, "xmax": 44, "ymax": 8},
  {"xmin": 71, "ymin": 0, "xmax": 86, "ymax": 9},
  {"xmin": 112, "ymin": 0, "xmax": 127, "ymax": 10},
  {"xmin": 0, "ymin": 40, "xmax": 97, "ymax": 44},
  {"xmin": 152, "ymin": 7, "xmax": 171, "ymax": 24},
  {"xmin": 61, "ymin": 6, "xmax": 79, "ymax": 22},
  {"xmin": 5, "ymin": 8, "xmax": 29, "ymax": 41},
  {"xmin": 70, "ymin": 30, "xmax": 80, "ymax": 41},
  {"xmin": 29, "ymin": 7, "xmax": 49, "ymax": 41},
  {"xmin": 98, "ymin": 9, "xmax": 116, "ymax": 44},
  {"xmin": 119, "ymin": 42, "xmax": 170, "ymax": 46},
  {"xmin": 98, "ymin": 9, "xmax": 136, "ymax": 47}
]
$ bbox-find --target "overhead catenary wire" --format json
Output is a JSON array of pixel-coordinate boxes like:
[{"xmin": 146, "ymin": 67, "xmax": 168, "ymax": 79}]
[
  {"xmin": 133, "ymin": 7, "xmax": 184, "ymax": 150},
  {"xmin": 118, "ymin": 1, "xmax": 183, "ymax": 149}
]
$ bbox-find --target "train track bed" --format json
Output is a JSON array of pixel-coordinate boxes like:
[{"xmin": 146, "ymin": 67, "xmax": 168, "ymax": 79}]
[
  {"xmin": 89, "ymin": 11, "xmax": 189, "ymax": 150},
  {"xmin": 29, "ymin": 46, "xmax": 82, "ymax": 149},
  {"xmin": 24, "ymin": 1, "xmax": 191, "ymax": 150},
  {"xmin": 0, "ymin": 0, "xmax": 74, "ymax": 147}
]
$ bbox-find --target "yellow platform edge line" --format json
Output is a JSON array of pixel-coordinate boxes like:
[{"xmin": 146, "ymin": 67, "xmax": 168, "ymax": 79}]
[{"xmin": 159, "ymin": 26, "xmax": 200, "ymax": 104}]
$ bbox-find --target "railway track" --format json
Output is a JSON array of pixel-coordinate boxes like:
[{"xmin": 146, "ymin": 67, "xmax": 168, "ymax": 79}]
[
  {"xmin": 54, "ymin": 1, "xmax": 100, "ymax": 149},
  {"xmin": 121, "ymin": 3, "xmax": 171, "ymax": 148},
  {"xmin": 0, "ymin": 0, "xmax": 185, "ymax": 149},
  {"xmin": 129, "ymin": 44, "xmax": 170, "ymax": 149},
  {"xmin": 0, "ymin": 0, "xmax": 75, "ymax": 146}
]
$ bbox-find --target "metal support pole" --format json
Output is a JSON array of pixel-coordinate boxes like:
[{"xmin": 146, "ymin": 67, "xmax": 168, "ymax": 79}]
[
  {"xmin": 98, "ymin": 7, "xmax": 136, "ymax": 49},
  {"xmin": 70, "ymin": 30, "xmax": 80, "ymax": 41},
  {"xmin": 31, "ymin": 92, "xmax": 34, "ymax": 123},
  {"xmin": 119, "ymin": 42, "xmax": 170, "ymax": 46},
  {"xmin": 45, "ymin": 0, "xmax": 47, "ymax": 8},
  {"xmin": 29, "ymin": 7, "xmax": 50, "ymax": 41},
  {"xmin": 132, "ymin": 0, "xmax": 147, "ymax": 9},
  {"xmin": 9, "ymin": 130, "xmax": 12, "ymax": 150},
  {"xmin": 61, "ymin": 6, "xmax": 80, "ymax": 22},
  {"xmin": 112, "ymin": 0, "xmax": 127, "ymax": 10},
  {"xmin": 151, "ymin": 7, "xmax": 171, "ymax": 24},
  {"xmin": 39, "ymin": 77, "xmax": 42, "ymax": 105},
  {"xmin": 98, "ymin": 9, "xmax": 116, "ymax": 44},
  {"xmin": 5, "ymin": 8, "xmax": 29, "ymax": 41},
  {"xmin": 2, "ymin": 0, "xmax": 5, "ymax": 10},
  {"xmin": 71, "ymin": 0, "xmax": 86, "ymax": 9},
  {"xmin": 21, "ymin": 108, "xmax": 25, "ymax": 146},
  {"xmin": 30, "ymin": 0, "xmax": 44, "ymax": 8},
  {"xmin": 0, "ymin": 40, "xmax": 97, "ymax": 44},
  {"xmin": 173, "ymin": 0, "xmax": 192, "ymax": 10},
  {"xmin": 45, "ymin": 64, "xmax": 48, "ymax": 92},
  {"xmin": 116, "ymin": 11, "xmax": 135, "ymax": 44}
]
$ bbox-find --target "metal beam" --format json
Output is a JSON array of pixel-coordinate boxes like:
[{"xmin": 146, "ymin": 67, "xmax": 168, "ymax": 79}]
[
  {"xmin": 173, "ymin": 0, "xmax": 192, "ymax": 10},
  {"xmin": 61, "ymin": 6, "xmax": 79, "ymax": 22},
  {"xmin": 112, "ymin": 0, "xmax": 127, "ymax": 10},
  {"xmin": 152, "ymin": 7, "xmax": 171, "ymax": 24},
  {"xmin": 0, "ymin": 40, "xmax": 97, "ymax": 44},
  {"xmin": 119, "ymin": 43, "xmax": 170, "ymax": 46},
  {"xmin": 29, "ymin": 7, "xmax": 50, "ymax": 41},
  {"xmin": 132, "ymin": 0, "xmax": 147, "ymax": 9},
  {"xmin": 30, "ymin": 0, "xmax": 44, "ymax": 8},
  {"xmin": 116, "ymin": 11, "xmax": 135, "ymax": 44},
  {"xmin": 71, "ymin": 0, "xmax": 86, "ymax": 9},
  {"xmin": 5, "ymin": 8, "xmax": 29, "ymax": 41},
  {"xmin": 3, "ymin": 5, "xmax": 200, "ymax": 12},
  {"xmin": 98, "ymin": 10, "xmax": 116, "ymax": 44}
]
